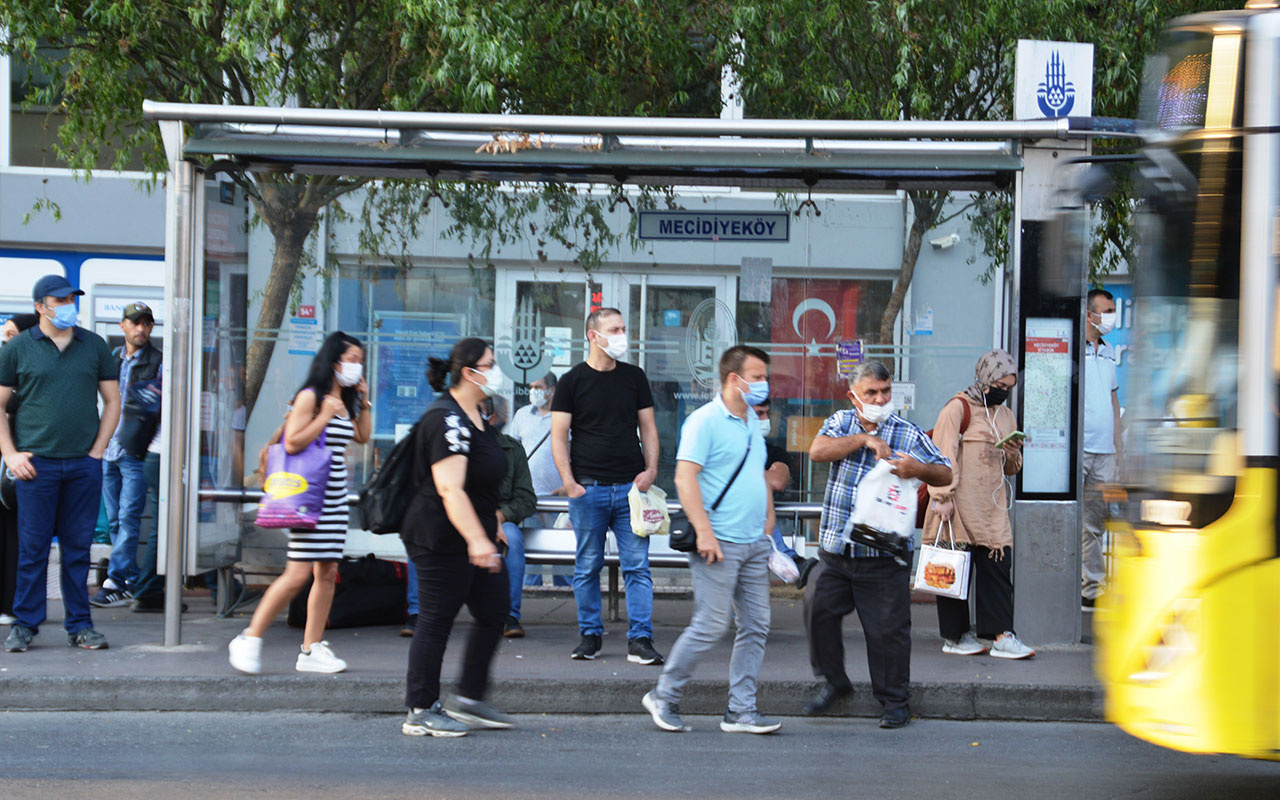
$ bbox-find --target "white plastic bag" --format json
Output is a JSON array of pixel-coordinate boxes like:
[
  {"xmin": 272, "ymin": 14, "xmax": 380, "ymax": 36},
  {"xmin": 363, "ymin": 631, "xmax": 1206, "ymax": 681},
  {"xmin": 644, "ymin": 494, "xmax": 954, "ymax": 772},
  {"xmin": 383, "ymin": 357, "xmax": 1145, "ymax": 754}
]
[
  {"xmin": 912, "ymin": 520, "xmax": 971, "ymax": 600},
  {"xmin": 840, "ymin": 460, "xmax": 921, "ymax": 563},
  {"xmin": 627, "ymin": 484, "xmax": 670, "ymax": 538},
  {"xmin": 767, "ymin": 538, "xmax": 800, "ymax": 583}
]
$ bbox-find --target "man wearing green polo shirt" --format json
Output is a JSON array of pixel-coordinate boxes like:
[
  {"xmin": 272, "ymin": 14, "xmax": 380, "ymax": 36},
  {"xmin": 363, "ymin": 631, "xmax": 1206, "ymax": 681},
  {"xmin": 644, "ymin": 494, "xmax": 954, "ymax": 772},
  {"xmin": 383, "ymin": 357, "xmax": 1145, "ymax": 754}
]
[
  {"xmin": 0, "ymin": 274, "xmax": 120, "ymax": 652},
  {"xmin": 642, "ymin": 345, "xmax": 781, "ymax": 735}
]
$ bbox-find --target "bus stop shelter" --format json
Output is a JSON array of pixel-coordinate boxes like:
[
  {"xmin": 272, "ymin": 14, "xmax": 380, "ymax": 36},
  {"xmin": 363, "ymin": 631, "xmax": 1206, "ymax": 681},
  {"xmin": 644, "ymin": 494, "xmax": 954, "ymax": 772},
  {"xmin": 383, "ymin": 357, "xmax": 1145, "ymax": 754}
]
[{"xmin": 142, "ymin": 100, "xmax": 1119, "ymax": 646}]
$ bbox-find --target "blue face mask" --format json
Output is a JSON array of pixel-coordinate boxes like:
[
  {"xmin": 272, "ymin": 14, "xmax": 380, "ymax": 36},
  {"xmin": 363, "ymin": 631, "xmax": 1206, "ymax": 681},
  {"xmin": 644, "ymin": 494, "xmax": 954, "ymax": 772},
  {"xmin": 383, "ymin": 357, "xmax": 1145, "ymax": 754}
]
[
  {"xmin": 47, "ymin": 303, "xmax": 78, "ymax": 330},
  {"xmin": 738, "ymin": 377, "xmax": 770, "ymax": 405}
]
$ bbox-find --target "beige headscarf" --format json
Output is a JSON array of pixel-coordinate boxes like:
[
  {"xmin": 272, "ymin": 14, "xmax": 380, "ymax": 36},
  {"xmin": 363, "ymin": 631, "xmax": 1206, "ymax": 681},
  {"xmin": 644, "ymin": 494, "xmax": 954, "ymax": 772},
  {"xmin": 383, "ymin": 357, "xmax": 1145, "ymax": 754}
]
[{"xmin": 963, "ymin": 349, "xmax": 1018, "ymax": 403}]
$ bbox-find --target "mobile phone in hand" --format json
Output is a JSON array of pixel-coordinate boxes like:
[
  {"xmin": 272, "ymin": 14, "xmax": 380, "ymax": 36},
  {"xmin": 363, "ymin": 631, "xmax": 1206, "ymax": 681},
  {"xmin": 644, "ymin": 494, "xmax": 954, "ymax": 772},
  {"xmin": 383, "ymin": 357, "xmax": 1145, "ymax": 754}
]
[{"xmin": 994, "ymin": 430, "xmax": 1028, "ymax": 448}]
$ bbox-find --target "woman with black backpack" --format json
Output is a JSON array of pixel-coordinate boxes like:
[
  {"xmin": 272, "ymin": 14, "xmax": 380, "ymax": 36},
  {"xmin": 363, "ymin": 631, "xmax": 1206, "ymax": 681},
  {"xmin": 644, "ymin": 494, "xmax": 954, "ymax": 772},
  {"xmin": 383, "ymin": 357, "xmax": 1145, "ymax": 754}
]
[
  {"xmin": 400, "ymin": 337, "xmax": 513, "ymax": 738},
  {"xmin": 228, "ymin": 331, "xmax": 371, "ymax": 674}
]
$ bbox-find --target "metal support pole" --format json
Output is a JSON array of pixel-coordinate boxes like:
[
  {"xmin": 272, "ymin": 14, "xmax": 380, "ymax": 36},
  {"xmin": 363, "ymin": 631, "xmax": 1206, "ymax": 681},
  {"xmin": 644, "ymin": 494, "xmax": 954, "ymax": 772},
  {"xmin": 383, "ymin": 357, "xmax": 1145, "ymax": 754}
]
[{"xmin": 163, "ymin": 157, "xmax": 198, "ymax": 646}]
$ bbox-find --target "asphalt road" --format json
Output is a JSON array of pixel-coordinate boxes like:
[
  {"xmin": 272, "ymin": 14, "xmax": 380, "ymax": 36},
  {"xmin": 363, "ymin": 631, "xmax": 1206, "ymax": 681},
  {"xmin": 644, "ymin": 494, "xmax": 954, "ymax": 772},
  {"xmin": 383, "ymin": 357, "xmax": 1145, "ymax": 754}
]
[{"xmin": 1, "ymin": 712, "xmax": 1276, "ymax": 799}]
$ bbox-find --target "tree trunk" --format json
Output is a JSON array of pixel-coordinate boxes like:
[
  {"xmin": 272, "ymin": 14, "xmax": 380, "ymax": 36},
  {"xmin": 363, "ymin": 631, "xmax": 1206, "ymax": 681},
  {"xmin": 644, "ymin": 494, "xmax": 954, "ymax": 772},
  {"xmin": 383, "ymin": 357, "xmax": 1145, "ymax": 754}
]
[
  {"xmin": 242, "ymin": 217, "xmax": 315, "ymax": 415},
  {"xmin": 878, "ymin": 193, "xmax": 939, "ymax": 373}
]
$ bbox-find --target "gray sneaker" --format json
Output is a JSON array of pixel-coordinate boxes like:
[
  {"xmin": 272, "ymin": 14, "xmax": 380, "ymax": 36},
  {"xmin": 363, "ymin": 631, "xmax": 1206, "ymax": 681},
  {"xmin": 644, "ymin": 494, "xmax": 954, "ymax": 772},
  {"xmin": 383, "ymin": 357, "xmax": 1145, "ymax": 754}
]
[
  {"xmin": 4, "ymin": 624, "xmax": 34, "ymax": 652},
  {"xmin": 443, "ymin": 695, "xmax": 516, "ymax": 729},
  {"xmin": 67, "ymin": 628, "xmax": 108, "ymax": 650},
  {"xmin": 402, "ymin": 702, "xmax": 469, "ymax": 738},
  {"xmin": 642, "ymin": 690, "xmax": 690, "ymax": 732},
  {"xmin": 721, "ymin": 709, "xmax": 782, "ymax": 734}
]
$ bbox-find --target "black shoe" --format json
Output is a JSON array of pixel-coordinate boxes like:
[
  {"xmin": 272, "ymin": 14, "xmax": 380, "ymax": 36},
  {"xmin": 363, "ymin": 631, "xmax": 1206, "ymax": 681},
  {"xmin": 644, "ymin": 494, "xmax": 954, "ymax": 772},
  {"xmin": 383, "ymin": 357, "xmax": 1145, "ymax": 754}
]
[
  {"xmin": 570, "ymin": 633, "xmax": 602, "ymax": 660},
  {"xmin": 1081, "ymin": 596, "xmax": 1096, "ymax": 610},
  {"xmin": 399, "ymin": 614, "xmax": 417, "ymax": 638},
  {"xmin": 130, "ymin": 598, "xmax": 187, "ymax": 613},
  {"xmin": 879, "ymin": 707, "xmax": 910, "ymax": 729},
  {"xmin": 627, "ymin": 637, "xmax": 664, "ymax": 666},
  {"xmin": 503, "ymin": 615, "xmax": 525, "ymax": 639},
  {"xmin": 794, "ymin": 558, "xmax": 818, "ymax": 590},
  {"xmin": 803, "ymin": 683, "xmax": 852, "ymax": 716}
]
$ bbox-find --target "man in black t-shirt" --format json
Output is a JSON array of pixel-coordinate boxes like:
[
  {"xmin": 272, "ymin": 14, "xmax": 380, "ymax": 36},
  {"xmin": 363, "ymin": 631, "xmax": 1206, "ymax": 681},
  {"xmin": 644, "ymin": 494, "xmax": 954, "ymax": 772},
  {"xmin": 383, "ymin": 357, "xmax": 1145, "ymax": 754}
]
[{"xmin": 551, "ymin": 307, "xmax": 662, "ymax": 665}]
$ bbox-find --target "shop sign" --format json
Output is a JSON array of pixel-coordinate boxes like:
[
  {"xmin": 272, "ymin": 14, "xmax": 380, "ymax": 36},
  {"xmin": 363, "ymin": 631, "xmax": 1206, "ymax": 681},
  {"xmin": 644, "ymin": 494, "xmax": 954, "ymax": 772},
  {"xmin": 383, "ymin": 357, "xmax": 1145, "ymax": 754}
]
[{"xmin": 638, "ymin": 211, "xmax": 789, "ymax": 242}]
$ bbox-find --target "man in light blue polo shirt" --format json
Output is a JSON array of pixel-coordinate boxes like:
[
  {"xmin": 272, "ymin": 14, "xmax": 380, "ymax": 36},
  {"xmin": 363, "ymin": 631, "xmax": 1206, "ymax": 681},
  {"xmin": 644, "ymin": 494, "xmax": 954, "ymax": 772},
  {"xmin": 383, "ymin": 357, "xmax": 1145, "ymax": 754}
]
[
  {"xmin": 1082, "ymin": 288, "xmax": 1122, "ymax": 607},
  {"xmin": 642, "ymin": 345, "xmax": 780, "ymax": 735}
]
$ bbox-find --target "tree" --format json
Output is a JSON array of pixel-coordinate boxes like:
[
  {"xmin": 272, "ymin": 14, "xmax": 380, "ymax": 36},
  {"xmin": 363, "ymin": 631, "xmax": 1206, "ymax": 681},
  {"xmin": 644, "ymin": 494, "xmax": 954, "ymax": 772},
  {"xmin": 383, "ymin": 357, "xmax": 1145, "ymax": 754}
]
[
  {"xmin": 1, "ymin": 0, "xmax": 724, "ymax": 412},
  {"xmin": 728, "ymin": 0, "xmax": 1242, "ymax": 348}
]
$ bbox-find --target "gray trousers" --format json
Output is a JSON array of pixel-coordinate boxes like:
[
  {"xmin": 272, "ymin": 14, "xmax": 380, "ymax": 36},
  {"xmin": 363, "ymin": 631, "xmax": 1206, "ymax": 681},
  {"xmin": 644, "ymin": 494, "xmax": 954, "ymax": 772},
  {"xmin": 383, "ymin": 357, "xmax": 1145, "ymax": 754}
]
[
  {"xmin": 654, "ymin": 536, "xmax": 772, "ymax": 713},
  {"xmin": 1081, "ymin": 451, "xmax": 1119, "ymax": 600}
]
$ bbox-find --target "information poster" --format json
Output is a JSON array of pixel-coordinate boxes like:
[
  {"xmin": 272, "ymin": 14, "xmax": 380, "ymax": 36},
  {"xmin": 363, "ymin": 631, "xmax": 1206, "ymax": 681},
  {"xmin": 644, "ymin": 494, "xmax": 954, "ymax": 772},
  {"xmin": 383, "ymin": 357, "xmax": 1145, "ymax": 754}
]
[
  {"xmin": 1023, "ymin": 317, "xmax": 1074, "ymax": 493},
  {"xmin": 891, "ymin": 381, "xmax": 915, "ymax": 412},
  {"xmin": 372, "ymin": 312, "xmax": 462, "ymax": 439},
  {"xmin": 835, "ymin": 339, "xmax": 864, "ymax": 378}
]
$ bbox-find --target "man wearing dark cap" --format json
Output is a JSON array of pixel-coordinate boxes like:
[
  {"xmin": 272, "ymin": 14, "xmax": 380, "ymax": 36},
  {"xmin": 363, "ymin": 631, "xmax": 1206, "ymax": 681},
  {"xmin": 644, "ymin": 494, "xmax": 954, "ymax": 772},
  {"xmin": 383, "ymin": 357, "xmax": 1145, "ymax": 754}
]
[
  {"xmin": 0, "ymin": 275, "xmax": 120, "ymax": 652},
  {"xmin": 91, "ymin": 302, "xmax": 161, "ymax": 609}
]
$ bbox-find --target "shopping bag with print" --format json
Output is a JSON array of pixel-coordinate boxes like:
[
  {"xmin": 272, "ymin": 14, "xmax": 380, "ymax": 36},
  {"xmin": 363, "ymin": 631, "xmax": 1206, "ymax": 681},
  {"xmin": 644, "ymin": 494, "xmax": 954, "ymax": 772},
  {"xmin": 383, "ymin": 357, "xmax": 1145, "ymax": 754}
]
[
  {"xmin": 256, "ymin": 432, "xmax": 331, "ymax": 529},
  {"xmin": 628, "ymin": 484, "xmax": 671, "ymax": 538},
  {"xmin": 841, "ymin": 460, "xmax": 921, "ymax": 564},
  {"xmin": 767, "ymin": 537, "xmax": 800, "ymax": 583},
  {"xmin": 912, "ymin": 520, "xmax": 971, "ymax": 600}
]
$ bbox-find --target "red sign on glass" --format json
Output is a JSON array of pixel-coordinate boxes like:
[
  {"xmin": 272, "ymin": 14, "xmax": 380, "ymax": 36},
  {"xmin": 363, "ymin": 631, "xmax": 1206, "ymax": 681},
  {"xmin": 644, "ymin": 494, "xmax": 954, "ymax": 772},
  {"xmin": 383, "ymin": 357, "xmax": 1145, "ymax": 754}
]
[{"xmin": 297, "ymin": 305, "xmax": 316, "ymax": 319}]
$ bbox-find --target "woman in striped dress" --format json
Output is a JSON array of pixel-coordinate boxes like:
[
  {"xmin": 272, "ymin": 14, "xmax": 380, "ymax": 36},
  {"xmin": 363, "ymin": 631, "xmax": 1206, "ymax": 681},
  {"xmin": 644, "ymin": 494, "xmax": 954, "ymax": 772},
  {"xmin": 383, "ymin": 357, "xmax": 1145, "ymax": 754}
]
[{"xmin": 229, "ymin": 332, "xmax": 371, "ymax": 674}]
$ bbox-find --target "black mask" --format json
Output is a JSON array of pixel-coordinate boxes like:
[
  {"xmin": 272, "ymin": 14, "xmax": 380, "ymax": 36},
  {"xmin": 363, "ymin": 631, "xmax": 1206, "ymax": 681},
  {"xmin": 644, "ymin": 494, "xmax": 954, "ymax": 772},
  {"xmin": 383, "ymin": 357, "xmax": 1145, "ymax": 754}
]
[{"xmin": 985, "ymin": 386, "xmax": 1010, "ymax": 406}]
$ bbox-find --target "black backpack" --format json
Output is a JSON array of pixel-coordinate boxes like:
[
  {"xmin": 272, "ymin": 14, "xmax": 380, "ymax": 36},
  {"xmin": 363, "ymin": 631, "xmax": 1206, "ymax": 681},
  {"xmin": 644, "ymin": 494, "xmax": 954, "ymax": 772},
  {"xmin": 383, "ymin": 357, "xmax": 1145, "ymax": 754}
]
[{"xmin": 358, "ymin": 423, "xmax": 418, "ymax": 534}]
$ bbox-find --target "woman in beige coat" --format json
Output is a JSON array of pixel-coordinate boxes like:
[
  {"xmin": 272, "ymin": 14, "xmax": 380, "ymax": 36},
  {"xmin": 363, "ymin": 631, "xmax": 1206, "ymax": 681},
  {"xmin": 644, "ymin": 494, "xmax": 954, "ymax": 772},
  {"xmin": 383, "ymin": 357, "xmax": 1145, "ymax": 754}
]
[{"xmin": 921, "ymin": 349, "xmax": 1035, "ymax": 659}]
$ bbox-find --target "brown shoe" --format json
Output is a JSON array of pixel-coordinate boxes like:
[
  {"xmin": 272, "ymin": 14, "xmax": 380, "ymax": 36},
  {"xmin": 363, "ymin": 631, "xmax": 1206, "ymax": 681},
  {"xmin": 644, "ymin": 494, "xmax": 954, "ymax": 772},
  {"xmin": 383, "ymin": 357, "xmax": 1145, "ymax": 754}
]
[
  {"xmin": 399, "ymin": 613, "xmax": 417, "ymax": 638},
  {"xmin": 503, "ymin": 615, "xmax": 525, "ymax": 638}
]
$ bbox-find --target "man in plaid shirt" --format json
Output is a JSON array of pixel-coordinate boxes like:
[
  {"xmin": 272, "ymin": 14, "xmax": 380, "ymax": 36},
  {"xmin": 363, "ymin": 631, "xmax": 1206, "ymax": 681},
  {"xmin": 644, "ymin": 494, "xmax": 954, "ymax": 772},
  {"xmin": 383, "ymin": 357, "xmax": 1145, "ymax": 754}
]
[{"xmin": 804, "ymin": 361, "xmax": 951, "ymax": 729}]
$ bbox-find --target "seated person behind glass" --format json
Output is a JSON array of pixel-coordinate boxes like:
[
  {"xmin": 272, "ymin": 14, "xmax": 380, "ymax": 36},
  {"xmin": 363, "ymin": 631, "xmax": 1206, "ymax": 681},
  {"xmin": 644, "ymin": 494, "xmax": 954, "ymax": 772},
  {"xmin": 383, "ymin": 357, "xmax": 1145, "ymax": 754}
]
[{"xmin": 753, "ymin": 399, "xmax": 818, "ymax": 587}]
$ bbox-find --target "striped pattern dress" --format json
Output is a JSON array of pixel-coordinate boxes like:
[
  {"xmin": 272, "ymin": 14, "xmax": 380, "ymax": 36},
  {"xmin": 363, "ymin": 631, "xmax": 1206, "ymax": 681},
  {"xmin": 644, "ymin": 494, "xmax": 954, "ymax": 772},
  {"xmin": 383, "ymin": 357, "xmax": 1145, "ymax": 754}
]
[{"xmin": 287, "ymin": 410, "xmax": 356, "ymax": 561}]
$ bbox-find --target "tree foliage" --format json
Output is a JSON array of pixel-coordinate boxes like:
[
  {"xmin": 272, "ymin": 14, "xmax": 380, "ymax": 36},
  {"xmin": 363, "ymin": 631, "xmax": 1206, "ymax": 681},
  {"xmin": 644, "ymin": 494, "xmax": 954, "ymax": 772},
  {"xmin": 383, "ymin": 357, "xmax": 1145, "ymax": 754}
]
[
  {"xmin": 728, "ymin": 0, "xmax": 1242, "ymax": 346},
  {"xmin": 0, "ymin": 0, "xmax": 723, "ymax": 411}
]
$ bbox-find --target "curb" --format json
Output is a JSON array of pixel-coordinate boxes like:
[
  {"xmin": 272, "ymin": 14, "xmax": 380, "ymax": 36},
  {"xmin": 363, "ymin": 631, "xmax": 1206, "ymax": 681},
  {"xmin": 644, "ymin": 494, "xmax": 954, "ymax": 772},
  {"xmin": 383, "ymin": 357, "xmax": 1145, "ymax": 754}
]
[{"xmin": 1, "ymin": 676, "xmax": 1104, "ymax": 721}]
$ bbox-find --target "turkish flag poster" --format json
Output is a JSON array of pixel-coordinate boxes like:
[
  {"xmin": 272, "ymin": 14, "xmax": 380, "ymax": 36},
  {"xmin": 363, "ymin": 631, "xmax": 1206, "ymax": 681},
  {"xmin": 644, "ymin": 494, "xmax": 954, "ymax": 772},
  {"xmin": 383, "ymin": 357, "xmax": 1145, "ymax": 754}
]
[{"xmin": 769, "ymin": 277, "xmax": 890, "ymax": 402}]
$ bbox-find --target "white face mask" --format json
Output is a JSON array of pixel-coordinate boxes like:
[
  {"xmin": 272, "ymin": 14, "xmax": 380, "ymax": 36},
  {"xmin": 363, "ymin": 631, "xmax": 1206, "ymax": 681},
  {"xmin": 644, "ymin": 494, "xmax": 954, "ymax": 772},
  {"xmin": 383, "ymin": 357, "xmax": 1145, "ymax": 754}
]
[
  {"xmin": 594, "ymin": 331, "xmax": 628, "ymax": 360},
  {"xmin": 470, "ymin": 364, "xmax": 506, "ymax": 398},
  {"xmin": 853, "ymin": 392, "xmax": 894, "ymax": 424},
  {"xmin": 529, "ymin": 388, "xmax": 549, "ymax": 408},
  {"xmin": 1092, "ymin": 311, "xmax": 1116, "ymax": 336},
  {"xmin": 334, "ymin": 362, "xmax": 363, "ymax": 388},
  {"xmin": 758, "ymin": 418, "xmax": 772, "ymax": 437}
]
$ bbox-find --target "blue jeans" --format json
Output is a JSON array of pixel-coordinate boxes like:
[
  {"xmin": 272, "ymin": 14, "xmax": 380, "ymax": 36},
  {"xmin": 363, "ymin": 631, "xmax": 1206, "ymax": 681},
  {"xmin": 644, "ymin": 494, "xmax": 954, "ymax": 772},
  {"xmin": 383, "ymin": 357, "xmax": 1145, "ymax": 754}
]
[
  {"xmin": 406, "ymin": 558, "xmax": 418, "ymax": 616},
  {"xmin": 568, "ymin": 482, "xmax": 652, "ymax": 639},
  {"xmin": 770, "ymin": 530, "xmax": 798, "ymax": 559},
  {"xmin": 13, "ymin": 455, "xmax": 103, "ymax": 634},
  {"xmin": 102, "ymin": 454, "xmax": 147, "ymax": 589}
]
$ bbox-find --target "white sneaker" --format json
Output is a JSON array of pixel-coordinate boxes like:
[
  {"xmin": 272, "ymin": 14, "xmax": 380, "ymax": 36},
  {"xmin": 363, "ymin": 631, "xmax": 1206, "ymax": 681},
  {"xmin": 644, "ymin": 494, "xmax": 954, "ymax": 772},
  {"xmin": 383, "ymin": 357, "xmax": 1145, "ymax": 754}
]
[
  {"xmin": 228, "ymin": 631, "xmax": 263, "ymax": 674},
  {"xmin": 942, "ymin": 631, "xmax": 987, "ymax": 656},
  {"xmin": 990, "ymin": 631, "xmax": 1036, "ymax": 659},
  {"xmin": 0, "ymin": 613, "xmax": 16, "ymax": 625},
  {"xmin": 296, "ymin": 640, "xmax": 347, "ymax": 673}
]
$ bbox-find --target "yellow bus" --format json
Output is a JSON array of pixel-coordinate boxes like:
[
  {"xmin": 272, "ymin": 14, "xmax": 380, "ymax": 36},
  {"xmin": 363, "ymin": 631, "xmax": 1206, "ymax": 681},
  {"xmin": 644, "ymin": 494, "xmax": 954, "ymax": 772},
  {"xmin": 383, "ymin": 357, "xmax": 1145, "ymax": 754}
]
[{"xmin": 1093, "ymin": 2, "xmax": 1280, "ymax": 759}]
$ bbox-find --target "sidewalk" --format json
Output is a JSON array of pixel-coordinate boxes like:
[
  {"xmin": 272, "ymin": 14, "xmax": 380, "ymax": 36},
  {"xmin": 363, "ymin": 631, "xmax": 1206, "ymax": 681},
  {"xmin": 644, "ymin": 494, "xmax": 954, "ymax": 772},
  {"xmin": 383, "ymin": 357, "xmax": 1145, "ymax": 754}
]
[{"xmin": 0, "ymin": 590, "xmax": 1101, "ymax": 721}]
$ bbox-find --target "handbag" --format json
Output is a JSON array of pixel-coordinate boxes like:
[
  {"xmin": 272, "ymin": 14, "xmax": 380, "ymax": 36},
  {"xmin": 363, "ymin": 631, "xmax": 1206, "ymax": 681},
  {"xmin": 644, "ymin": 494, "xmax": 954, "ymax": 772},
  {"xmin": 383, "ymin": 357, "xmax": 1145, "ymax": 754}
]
[
  {"xmin": 669, "ymin": 437, "xmax": 752, "ymax": 553},
  {"xmin": 912, "ymin": 519, "xmax": 971, "ymax": 600},
  {"xmin": 256, "ymin": 430, "xmax": 332, "ymax": 529}
]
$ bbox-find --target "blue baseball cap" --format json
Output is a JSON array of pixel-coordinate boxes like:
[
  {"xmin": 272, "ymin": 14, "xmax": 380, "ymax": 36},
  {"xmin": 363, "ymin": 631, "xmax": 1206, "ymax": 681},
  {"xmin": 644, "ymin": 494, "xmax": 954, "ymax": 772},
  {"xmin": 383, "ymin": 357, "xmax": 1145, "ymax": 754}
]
[{"xmin": 32, "ymin": 274, "xmax": 84, "ymax": 302}]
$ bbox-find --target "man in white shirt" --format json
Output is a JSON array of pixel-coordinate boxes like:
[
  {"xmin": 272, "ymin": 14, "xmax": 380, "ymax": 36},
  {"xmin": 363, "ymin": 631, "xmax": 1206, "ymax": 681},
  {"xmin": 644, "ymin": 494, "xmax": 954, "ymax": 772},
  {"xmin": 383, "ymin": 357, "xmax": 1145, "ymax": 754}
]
[
  {"xmin": 504, "ymin": 372, "xmax": 571, "ymax": 594},
  {"xmin": 505, "ymin": 372, "xmax": 560, "ymax": 496},
  {"xmin": 1082, "ymin": 289, "xmax": 1121, "ymax": 608}
]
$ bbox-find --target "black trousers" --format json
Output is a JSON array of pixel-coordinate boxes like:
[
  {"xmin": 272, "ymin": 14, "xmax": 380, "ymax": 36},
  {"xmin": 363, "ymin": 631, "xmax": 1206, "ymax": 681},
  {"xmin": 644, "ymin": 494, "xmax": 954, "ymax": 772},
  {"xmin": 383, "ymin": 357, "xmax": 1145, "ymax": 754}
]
[
  {"xmin": 936, "ymin": 545, "xmax": 1015, "ymax": 641},
  {"xmin": 404, "ymin": 545, "xmax": 509, "ymax": 710},
  {"xmin": 807, "ymin": 551, "xmax": 911, "ymax": 712}
]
